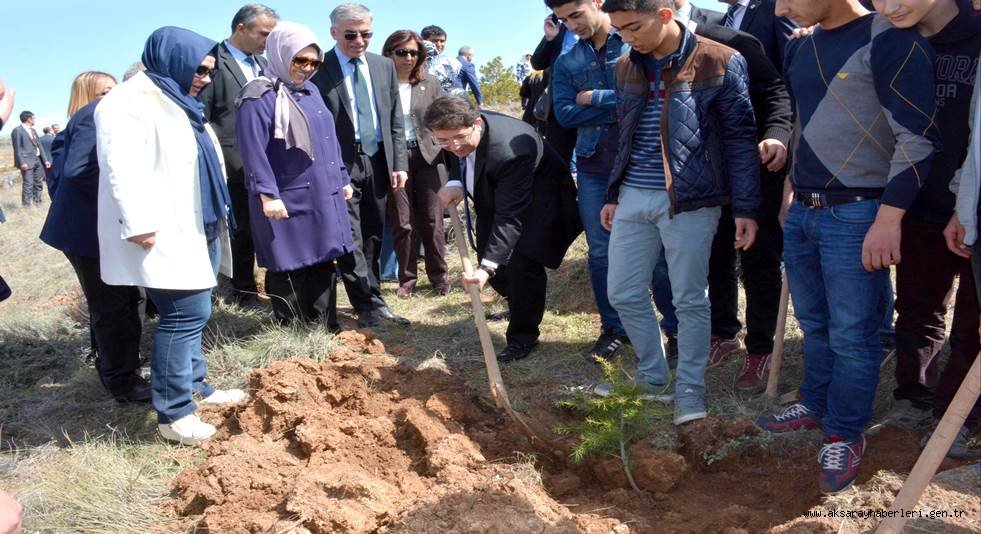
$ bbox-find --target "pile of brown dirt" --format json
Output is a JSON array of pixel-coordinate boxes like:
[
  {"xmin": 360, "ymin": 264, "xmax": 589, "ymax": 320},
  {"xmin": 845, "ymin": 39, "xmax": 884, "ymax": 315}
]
[
  {"xmin": 171, "ymin": 357, "xmax": 622, "ymax": 532},
  {"xmin": 171, "ymin": 355, "xmax": 977, "ymax": 533}
]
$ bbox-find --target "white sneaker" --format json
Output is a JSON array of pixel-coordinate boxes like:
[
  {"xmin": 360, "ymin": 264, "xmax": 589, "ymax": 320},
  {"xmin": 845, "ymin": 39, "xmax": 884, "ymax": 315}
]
[
  {"xmin": 158, "ymin": 413, "xmax": 217, "ymax": 445},
  {"xmin": 201, "ymin": 389, "xmax": 248, "ymax": 405}
]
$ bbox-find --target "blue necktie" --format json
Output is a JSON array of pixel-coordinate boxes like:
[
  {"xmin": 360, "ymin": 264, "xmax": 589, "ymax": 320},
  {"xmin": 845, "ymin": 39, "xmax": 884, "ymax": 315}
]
[
  {"xmin": 723, "ymin": 4, "xmax": 741, "ymax": 28},
  {"xmin": 244, "ymin": 55, "xmax": 260, "ymax": 78},
  {"xmin": 350, "ymin": 57, "xmax": 379, "ymax": 156},
  {"xmin": 459, "ymin": 157, "xmax": 477, "ymax": 251}
]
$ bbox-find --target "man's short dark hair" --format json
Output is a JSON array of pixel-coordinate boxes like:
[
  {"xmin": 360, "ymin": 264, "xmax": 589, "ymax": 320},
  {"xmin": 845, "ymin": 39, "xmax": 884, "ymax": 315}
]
[
  {"xmin": 420, "ymin": 25, "xmax": 447, "ymax": 39},
  {"xmin": 42, "ymin": 127, "xmax": 51, "ymax": 134},
  {"xmin": 601, "ymin": 0, "xmax": 674, "ymax": 13},
  {"xmin": 230, "ymin": 3, "xmax": 279, "ymax": 34},
  {"xmin": 544, "ymin": 0, "xmax": 584, "ymax": 8},
  {"xmin": 424, "ymin": 96, "xmax": 480, "ymax": 130},
  {"xmin": 19, "ymin": 111, "xmax": 33, "ymax": 123}
]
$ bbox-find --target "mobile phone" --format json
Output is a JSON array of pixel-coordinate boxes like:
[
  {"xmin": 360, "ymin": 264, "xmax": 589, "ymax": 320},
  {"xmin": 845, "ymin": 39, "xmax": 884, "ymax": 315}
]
[{"xmin": 550, "ymin": 14, "xmax": 560, "ymax": 25}]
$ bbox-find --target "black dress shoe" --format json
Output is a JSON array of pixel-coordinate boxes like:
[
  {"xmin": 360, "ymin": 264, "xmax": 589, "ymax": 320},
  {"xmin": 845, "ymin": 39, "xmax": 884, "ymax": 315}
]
[
  {"xmin": 486, "ymin": 310, "xmax": 510, "ymax": 322},
  {"xmin": 234, "ymin": 293, "xmax": 266, "ymax": 311},
  {"xmin": 357, "ymin": 310, "xmax": 380, "ymax": 328},
  {"xmin": 496, "ymin": 342, "xmax": 538, "ymax": 363},
  {"xmin": 114, "ymin": 382, "xmax": 151, "ymax": 404},
  {"xmin": 376, "ymin": 306, "xmax": 410, "ymax": 325}
]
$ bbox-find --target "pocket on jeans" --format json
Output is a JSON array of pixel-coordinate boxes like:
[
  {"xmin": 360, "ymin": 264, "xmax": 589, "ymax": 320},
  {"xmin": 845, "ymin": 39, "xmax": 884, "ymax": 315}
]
[{"xmin": 830, "ymin": 200, "xmax": 879, "ymax": 225}]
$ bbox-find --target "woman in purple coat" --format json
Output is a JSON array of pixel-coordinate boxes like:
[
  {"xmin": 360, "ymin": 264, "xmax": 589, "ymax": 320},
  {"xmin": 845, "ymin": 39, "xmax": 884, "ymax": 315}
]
[{"xmin": 236, "ymin": 22, "xmax": 354, "ymax": 327}]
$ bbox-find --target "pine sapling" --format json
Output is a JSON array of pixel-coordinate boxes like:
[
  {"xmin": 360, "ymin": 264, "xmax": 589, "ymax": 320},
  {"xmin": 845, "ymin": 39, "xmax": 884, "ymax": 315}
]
[{"xmin": 555, "ymin": 357, "xmax": 670, "ymax": 497}]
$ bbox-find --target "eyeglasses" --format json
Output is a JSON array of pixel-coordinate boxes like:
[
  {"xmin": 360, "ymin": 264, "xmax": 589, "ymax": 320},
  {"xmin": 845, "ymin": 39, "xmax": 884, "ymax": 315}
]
[
  {"xmin": 393, "ymin": 48, "xmax": 419, "ymax": 58},
  {"xmin": 343, "ymin": 30, "xmax": 373, "ymax": 41},
  {"xmin": 292, "ymin": 57, "xmax": 323, "ymax": 70},
  {"xmin": 435, "ymin": 128, "xmax": 476, "ymax": 148},
  {"xmin": 194, "ymin": 65, "xmax": 217, "ymax": 78}
]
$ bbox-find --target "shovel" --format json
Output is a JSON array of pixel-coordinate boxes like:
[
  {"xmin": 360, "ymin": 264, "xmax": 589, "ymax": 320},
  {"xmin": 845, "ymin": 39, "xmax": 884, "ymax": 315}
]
[{"xmin": 436, "ymin": 163, "xmax": 562, "ymax": 458}]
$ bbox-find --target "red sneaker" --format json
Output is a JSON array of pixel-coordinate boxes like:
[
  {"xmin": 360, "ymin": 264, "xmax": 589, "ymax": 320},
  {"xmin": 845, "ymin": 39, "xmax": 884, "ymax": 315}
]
[
  {"xmin": 707, "ymin": 336, "xmax": 741, "ymax": 369},
  {"xmin": 735, "ymin": 353, "xmax": 770, "ymax": 392},
  {"xmin": 818, "ymin": 435, "xmax": 866, "ymax": 494},
  {"xmin": 755, "ymin": 403, "xmax": 822, "ymax": 434}
]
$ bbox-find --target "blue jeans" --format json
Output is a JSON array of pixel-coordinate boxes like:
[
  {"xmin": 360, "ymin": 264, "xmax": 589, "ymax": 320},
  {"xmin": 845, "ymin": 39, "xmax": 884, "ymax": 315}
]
[
  {"xmin": 578, "ymin": 172, "xmax": 677, "ymax": 335},
  {"xmin": 145, "ymin": 239, "xmax": 219, "ymax": 424},
  {"xmin": 608, "ymin": 187, "xmax": 720, "ymax": 401},
  {"xmin": 578, "ymin": 172, "xmax": 625, "ymax": 334},
  {"xmin": 380, "ymin": 223, "xmax": 399, "ymax": 281},
  {"xmin": 783, "ymin": 200, "xmax": 886, "ymax": 438}
]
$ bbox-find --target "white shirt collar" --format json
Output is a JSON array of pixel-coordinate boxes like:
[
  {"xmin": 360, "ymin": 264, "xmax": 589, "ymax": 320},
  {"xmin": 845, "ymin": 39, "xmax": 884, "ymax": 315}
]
[
  {"xmin": 334, "ymin": 46, "xmax": 365, "ymax": 66},
  {"xmin": 677, "ymin": 1, "xmax": 692, "ymax": 19}
]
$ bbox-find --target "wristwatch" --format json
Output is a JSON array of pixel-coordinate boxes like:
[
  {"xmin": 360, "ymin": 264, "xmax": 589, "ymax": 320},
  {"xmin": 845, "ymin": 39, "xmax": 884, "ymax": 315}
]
[{"xmin": 480, "ymin": 265, "xmax": 497, "ymax": 278}]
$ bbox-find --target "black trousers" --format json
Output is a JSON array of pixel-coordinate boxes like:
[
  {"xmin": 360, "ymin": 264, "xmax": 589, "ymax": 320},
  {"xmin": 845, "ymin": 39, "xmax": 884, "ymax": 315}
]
[
  {"xmin": 487, "ymin": 249, "xmax": 547, "ymax": 347},
  {"xmin": 265, "ymin": 262, "xmax": 338, "ymax": 327},
  {"xmin": 544, "ymin": 113, "xmax": 577, "ymax": 167},
  {"xmin": 227, "ymin": 179, "xmax": 258, "ymax": 295},
  {"xmin": 708, "ymin": 175, "xmax": 784, "ymax": 355},
  {"xmin": 64, "ymin": 253, "xmax": 143, "ymax": 395},
  {"xmin": 337, "ymin": 148, "xmax": 389, "ymax": 313}
]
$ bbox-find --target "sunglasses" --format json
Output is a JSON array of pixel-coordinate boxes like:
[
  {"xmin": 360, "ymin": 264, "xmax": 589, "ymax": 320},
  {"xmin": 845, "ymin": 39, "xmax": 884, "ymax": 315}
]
[
  {"xmin": 343, "ymin": 30, "xmax": 373, "ymax": 41},
  {"xmin": 393, "ymin": 48, "xmax": 419, "ymax": 58},
  {"xmin": 194, "ymin": 65, "xmax": 217, "ymax": 78},
  {"xmin": 292, "ymin": 57, "xmax": 323, "ymax": 69}
]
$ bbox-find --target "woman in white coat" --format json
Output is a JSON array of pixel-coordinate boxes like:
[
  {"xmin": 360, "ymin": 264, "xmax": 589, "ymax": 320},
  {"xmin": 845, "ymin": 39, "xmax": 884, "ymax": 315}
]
[{"xmin": 96, "ymin": 26, "xmax": 245, "ymax": 445}]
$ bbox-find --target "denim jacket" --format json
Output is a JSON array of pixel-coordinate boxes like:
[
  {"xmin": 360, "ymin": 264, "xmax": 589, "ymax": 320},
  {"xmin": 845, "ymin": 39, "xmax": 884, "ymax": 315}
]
[{"xmin": 551, "ymin": 30, "xmax": 625, "ymax": 159}]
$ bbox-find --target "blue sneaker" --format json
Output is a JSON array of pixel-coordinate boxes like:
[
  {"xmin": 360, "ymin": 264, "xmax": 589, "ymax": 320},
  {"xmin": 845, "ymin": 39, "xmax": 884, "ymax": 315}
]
[
  {"xmin": 674, "ymin": 389, "xmax": 707, "ymax": 425},
  {"xmin": 818, "ymin": 435, "xmax": 866, "ymax": 494}
]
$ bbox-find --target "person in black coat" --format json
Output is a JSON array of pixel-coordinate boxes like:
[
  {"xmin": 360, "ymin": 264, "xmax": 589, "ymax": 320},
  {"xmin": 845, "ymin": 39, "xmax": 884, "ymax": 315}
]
[
  {"xmin": 427, "ymin": 96, "xmax": 581, "ymax": 363},
  {"xmin": 691, "ymin": 23, "xmax": 795, "ymax": 390},
  {"xmin": 717, "ymin": 0, "xmax": 797, "ymax": 74},
  {"xmin": 199, "ymin": 4, "xmax": 279, "ymax": 309},
  {"xmin": 528, "ymin": 16, "xmax": 577, "ymax": 166},
  {"xmin": 39, "ymin": 70, "xmax": 150, "ymax": 403}
]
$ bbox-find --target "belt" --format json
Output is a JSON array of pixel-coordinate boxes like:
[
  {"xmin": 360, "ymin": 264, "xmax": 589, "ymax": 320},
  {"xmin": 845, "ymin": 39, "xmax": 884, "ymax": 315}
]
[
  {"xmin": 354, "ymin": 141, "xmax": 384, "ymax": 154},
  {"xmin": 794, "ymin": 192, "xmax": 878, "ymax": 209},
  {"xmin": 406, "ymin": 139, "xmax": 419, "ymax": 149}
]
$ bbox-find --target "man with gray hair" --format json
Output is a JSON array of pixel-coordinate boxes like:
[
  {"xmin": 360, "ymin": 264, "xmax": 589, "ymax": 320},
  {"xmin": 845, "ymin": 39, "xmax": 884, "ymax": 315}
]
[
  {"xmin": 200, "ymin": 3, "xmax": 279, "ymax": 310},
  {"xmin": 312, "ymin": 3, "xmax": 411, "ymax": 328},
  {"xmin": 123, "ymin": 62, "xmax": 145, "ymax": 81},
  {"xmin": 456, "ymin": 46, "xmax": 483, "ymax": 106}
]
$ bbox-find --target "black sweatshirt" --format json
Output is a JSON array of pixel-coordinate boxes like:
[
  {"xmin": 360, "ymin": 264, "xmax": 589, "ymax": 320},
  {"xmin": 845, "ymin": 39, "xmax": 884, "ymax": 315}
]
[{"xmin": 909, "ymin": 2, "xmax": 981, "ymax": 224}]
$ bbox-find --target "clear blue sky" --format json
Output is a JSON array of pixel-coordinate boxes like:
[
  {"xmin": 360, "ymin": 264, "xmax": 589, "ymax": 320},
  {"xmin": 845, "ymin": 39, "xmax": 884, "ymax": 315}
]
[{"xmin": 0, "ymin": 0, "xmax": 720, "ymax": 135}]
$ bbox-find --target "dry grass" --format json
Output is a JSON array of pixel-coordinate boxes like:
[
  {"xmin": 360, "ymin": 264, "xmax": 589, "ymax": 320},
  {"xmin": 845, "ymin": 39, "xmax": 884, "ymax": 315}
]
[{"xmin": 0, "ymin": 165, "xmax": 958, "ymax": 531}]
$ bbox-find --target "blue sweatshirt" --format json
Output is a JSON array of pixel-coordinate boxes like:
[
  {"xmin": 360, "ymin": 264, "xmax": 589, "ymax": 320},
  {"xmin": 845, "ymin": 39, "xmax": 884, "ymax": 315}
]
[{"xmin": 785, "ymin": 14, "xmax": 940, "ymax": 210}]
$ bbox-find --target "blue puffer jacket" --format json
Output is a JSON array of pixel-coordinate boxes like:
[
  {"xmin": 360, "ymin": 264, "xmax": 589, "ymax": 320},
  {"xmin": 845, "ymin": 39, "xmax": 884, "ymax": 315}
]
[{"xmin": 607, "ymin": 23, "xmax": 760, "ymax": 219}]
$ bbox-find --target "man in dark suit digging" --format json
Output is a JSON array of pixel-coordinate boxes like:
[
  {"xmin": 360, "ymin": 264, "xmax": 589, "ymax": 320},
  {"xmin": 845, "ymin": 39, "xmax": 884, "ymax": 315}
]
[{"xmin": 426, "ymin": 95, "xmax": 582, "ymax": 362}]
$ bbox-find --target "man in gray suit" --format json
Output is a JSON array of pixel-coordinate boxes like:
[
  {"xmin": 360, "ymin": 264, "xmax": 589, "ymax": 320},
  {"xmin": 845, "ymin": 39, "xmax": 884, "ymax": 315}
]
[
  {"xmin": 311, "ymin": 3, "xmax": 411, "ymax": 328},
  {"xmin": 200, "ymin": 3, "xmax": 278, "ymax": 309},
  {"xmin": 11, "ymin": 111, "xmax": 51, "ymax": 206}
]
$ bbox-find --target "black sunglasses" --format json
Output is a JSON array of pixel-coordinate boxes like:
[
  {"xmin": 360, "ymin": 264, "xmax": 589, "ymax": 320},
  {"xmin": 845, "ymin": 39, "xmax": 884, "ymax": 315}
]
[
  {"xmin": 344, "ymin": 30, "xmax": 373, "ymax": 41},
  {"xmin": 194, "ymin": 65, "xmax": 217, "ymax": 78},
  {"xmin": 393, "ymin": 48, "xmax": 419, "ymax": 58}
]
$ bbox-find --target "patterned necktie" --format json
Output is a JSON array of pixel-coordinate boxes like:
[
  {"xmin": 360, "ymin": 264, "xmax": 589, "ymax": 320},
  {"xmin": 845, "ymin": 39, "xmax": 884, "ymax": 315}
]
[
  {"xmin": 459, "ymin": 157, "xmax": 477, "ymax": 251},
  {"xmin": 350, "ymin": 57, "xmax": 378, "ymax": 156},
  {"xmin": 723, "ymin": 3, "xmax": 741, "ymax": 28}
]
